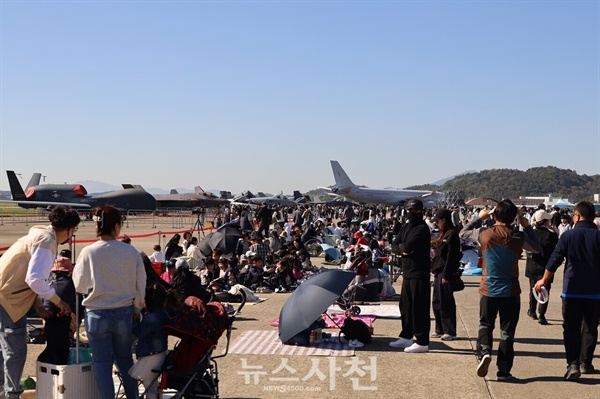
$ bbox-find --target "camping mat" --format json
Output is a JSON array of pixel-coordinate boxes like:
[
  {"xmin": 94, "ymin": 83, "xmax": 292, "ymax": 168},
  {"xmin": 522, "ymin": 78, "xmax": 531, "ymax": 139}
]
[
  {"xmin": 229, "ymin": 330, "xmax": 355, "ymax": 357},
  {"xmin": 327, "ymin": 304, "xmax": 401, "ymax": 319},
  {"xmin": 270, "ymin": 314, "xmax": 376, "ymax": 328}
]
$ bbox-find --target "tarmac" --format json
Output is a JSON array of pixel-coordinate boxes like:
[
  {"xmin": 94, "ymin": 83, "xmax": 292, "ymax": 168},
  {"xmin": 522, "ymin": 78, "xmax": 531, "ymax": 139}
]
[{"xmin": 2, "ymin": 218, "xmax": 599, "ymax": 399}]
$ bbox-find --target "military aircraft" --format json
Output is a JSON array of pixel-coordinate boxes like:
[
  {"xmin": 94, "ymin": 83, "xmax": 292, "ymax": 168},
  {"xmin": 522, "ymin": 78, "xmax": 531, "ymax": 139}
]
[
  {"xmin": 325, "ymin": 161, "xmax": 444, "ymax": 206},
  {"xmin": 231, "ymin": 190, "xmax": 297, "ymax": 207},
  {"xmin": 3, "ymin": 171, "xmax": 157, "ymax": 211},
  {"xmin": 154, "ymin": 187, "xmax": 230, "ymax": 209},
  {"xmin": 292, "ymin": 190, "xmax": 356, "ymax": 207}
]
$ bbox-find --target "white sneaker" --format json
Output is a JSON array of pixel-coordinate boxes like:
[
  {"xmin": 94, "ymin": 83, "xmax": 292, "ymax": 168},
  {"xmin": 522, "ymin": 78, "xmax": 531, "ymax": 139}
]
[
  {"xmin": 404, "ymin": 343, "xmax": 429, "ymax": 353},
  {"xmin": 389, "ymin": 337, "xmax": 413, "ymax": 348},
  {"xmin": 348, "ymin": 339, "xmax": 364, "ymax": 348},
  {"xmin": 441, "ymin": 334, "xmax": 457, "ymax": 341}
]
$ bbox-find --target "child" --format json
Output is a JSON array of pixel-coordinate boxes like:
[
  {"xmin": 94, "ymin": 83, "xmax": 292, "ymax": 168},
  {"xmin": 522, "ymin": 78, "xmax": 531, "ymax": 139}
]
[
  {"xmin": 149, "ymin": 245, "xmax": 165, "ymax": 263},
  {"xmin": 130, "ymin": 285, "xmax": 181, "ymax": 399},
  {"xmin": 38, "ymin": 250, "xmax": 78, "ymax": 365}
]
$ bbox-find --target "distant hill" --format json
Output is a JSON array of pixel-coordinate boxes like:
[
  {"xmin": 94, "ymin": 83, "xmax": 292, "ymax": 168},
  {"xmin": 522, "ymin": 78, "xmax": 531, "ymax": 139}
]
[
  {"xmin": 409, "ymin": 166, "xmax": 600, "ymax": 202},
  {"xmin": 433, "ymin": 170, "xmax": 478, "ymax": 186}
]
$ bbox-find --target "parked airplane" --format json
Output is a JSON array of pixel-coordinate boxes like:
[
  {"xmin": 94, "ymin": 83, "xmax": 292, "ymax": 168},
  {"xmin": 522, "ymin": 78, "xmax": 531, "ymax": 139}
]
[
  {"xmin": 3, "ymin": 171, "xmax": 157, "ymax": 211},
  {"xmin": 232, "ymin": 190, "xmax": 297, "ymax": 207},
  {"xmin": 326, "ymin": 161, "xmax": 444, "ymax": 206},
  {"xmin": 154, "ymin": 187, "xmax": 230, "ymax": 209},
  {"xmin": 293, "ymin": 190, "xmax": 356, "ymax": 207}
]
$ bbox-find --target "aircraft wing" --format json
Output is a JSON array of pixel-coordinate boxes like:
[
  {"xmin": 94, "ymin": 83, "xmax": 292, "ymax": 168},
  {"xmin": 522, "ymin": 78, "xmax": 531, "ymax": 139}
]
[{"xmin": 0, "ymin": 199, "xmax": 92, "ymax": 208}]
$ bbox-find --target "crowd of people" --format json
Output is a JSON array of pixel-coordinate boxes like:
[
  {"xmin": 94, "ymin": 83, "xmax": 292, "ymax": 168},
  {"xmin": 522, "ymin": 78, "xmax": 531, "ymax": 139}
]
[{"xmin": 0, "ymin": 197, "xmax": 599, "ymax": 398}]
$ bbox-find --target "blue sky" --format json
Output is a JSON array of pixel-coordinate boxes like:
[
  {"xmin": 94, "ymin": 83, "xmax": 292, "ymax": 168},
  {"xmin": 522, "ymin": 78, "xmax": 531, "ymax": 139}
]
[{"xmin": 1, "ymin": 1, "xmax": 598, "ymax": 195}]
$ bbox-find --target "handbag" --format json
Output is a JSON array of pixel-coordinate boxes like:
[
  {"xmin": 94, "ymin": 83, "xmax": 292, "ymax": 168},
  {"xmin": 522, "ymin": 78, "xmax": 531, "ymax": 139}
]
[{"xmin": 448, "ymin": 274, "xmax": 465, "ymax": 292}]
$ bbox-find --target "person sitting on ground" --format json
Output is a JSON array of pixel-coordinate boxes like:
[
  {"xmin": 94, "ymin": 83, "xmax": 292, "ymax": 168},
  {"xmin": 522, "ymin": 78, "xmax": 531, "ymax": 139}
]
[
  {"xmin": 235, "ymin": 232, "xmax": 251, "ymax": 260},
  {"xmin": 148, "ymin": 245, "xmax": 165, "ymax": 263},
  {"xmin": 210, "ymin": 258, "xmax": 239, "ymax": 292},
  {"xmin": 283, "ymin": 317, "xmax": 330, "ymax": 346},
  {"xmin": 160, "ymin": 259, "xmax": 177, "ymax": 284},
  {"xmin": 181, "ymin": 231, "xmax": 193, "ymax": 254},
  {"xmin": 242, "ymin": 256, "xmax": 266, "ymax": 292},
  {"xmin": 250, "ymin": 233, "xmax": 270, "ymax": 260},
  {"xmin": 199, "ymin": 258, "xmax": 216, "ymax": 288},
  {"xmin": 170, "ymin": 258, "xmax": 211, "ymax": 303},
  {"xmin": 164, "ymin": 234, "xmax": 183, "ymax": 260},
  {"xmin": 273, "ymin": 258, "xmax": 295, "ymax": 293}
]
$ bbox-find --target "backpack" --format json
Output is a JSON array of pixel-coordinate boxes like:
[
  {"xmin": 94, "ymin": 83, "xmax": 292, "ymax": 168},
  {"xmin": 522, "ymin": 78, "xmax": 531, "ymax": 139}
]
[{"xmin": 340, "ymin": 317, "xmax": 371, "ymax": 344}]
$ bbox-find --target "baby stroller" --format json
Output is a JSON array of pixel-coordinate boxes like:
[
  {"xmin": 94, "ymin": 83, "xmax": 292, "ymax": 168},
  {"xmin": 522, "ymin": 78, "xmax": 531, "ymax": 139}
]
[{"xmin": 159, "ymin": 295, "xmax": 242, "ymax": 399}]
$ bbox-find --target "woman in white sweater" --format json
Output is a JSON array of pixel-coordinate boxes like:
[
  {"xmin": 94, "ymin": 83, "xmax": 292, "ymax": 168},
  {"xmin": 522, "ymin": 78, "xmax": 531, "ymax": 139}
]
[{"xmin": 73, "ymin": 205, "xmax": 146, "ymax": 399}]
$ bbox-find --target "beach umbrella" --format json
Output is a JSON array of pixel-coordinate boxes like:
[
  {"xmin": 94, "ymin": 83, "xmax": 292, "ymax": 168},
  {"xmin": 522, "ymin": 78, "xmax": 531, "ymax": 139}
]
[
  {"xmin": 320, "ymin": 243, "xmax": 340, "ymax": 260},
  {"xmin": 197, "ymin": 224, "xmax": 240, "ymax": 257},
  {"xmin": 278, "ymin": 269, "xmax": 356, "ymax": 343}
]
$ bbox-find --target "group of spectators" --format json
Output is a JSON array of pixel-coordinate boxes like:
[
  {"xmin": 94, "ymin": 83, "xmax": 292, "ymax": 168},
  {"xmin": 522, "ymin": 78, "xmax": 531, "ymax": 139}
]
[
  {"xmin": 388, "ymin": 198, "xmax": 600, "ymax": 384},
  {"xmin": 1, "ymin": 197, "xmax": 599, "ymax": 399}
]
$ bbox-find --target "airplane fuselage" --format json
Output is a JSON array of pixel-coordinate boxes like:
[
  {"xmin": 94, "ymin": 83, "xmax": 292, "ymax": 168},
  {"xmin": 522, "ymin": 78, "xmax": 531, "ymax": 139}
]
[
  {"xmin": 27, "ymin": 187, "xmax": 157, "ymax": 211},
  {"xmin": 343, "ymin": 186, "xmax": 439, "ymax": 206}
]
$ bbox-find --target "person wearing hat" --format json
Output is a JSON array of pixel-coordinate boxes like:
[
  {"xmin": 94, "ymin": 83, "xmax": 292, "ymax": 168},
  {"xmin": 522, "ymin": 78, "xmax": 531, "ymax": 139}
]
[
  {"xmin": 461, "ymin": 199, "xmax": 541, "ymax": 381},
  {"xmin": 525, "ymin": 210, "xmax": 558, "ymax": 325},
  {"xmin": 38, "ymin": 249, "xmax": 79, "ymax": 365},
  {"xmin": 430, "ymin": 209, "xmax": 461, "ymax": 342},
  {"xmin": 389, "ymin": 198, "xmax": 432, "ymax": 353}
]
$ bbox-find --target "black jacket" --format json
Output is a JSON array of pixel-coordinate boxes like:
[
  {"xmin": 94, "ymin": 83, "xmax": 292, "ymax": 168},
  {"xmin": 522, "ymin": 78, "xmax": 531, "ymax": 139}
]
[
  {"xmin": 525, "ymin": 227, "xmax": 558, "ymax": 278},
  {"xmin": 398, "ymin": 219, "xmax": 431, "ymax": 279},
  {"xmin": 431, "ymin": 230, "xmax": 461, "ymax": 279}
]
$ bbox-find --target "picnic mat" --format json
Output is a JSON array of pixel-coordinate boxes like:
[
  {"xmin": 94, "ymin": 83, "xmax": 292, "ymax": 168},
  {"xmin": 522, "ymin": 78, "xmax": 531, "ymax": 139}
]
[
  {"xmin": 270, "ymin": 314, "xmax": 376, "ymax": 328},
  {"xmin": 327, "ymin": 304, "xmax": 401, "ymax": 318},
  {"xmin": 229, "ymin": 330, "xmax": 355, "ymax": 357}
]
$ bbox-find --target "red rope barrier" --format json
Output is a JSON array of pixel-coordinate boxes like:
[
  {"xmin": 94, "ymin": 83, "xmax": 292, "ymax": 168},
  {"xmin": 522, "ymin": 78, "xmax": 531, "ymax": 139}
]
[{"xmin": 0, "ymin": 227, "xmax": 217, "ymax": 254}]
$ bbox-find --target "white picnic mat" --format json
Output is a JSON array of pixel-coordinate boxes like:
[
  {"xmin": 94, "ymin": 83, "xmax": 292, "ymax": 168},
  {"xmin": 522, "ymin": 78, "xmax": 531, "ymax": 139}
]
[{"xmin": 229, "ymin": 330, "xmax": 355, "ymax": 357}]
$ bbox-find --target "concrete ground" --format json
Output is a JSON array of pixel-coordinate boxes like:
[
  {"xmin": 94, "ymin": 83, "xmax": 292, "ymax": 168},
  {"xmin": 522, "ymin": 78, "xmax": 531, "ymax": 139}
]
[{"xmin": 2, "ymin": 219, "xmax": 599, "ymax": 399}]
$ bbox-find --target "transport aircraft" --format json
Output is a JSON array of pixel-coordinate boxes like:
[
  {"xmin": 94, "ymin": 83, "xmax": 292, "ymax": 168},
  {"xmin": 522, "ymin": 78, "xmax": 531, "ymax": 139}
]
[
  {"xmin": 2, "ymin": 170, "xmax": 156, "ymax": 211},
  {"xmin": 325, "ymin": 161, "xmax": 443, "ymax": 206}
]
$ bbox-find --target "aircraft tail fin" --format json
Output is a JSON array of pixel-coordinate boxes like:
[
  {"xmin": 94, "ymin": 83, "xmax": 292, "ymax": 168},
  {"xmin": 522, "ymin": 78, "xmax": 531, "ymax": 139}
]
[
  {"xmin": 194, "ymin": 186, "xmax": 206, "ymax": 194},
  {"xmin": 7, "ymin": 171, "xmax": 26, "ymax": 200},
  {"xmin": 170, "ymin": 189, "xmax": 179, "ymax": 194},
  {"xmin": 26, "ymin": 173, "xmax": 41, "ymax": 190},
  {"xmin": 330, "ymin": 160, "xmax": 355, "ymax": 189}
]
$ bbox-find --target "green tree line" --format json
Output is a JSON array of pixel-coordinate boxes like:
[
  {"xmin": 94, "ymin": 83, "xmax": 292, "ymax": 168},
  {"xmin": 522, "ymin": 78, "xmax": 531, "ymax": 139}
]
[{"xmin": 407, "ymin": 166, "xmax": 600, "ymax": 203}]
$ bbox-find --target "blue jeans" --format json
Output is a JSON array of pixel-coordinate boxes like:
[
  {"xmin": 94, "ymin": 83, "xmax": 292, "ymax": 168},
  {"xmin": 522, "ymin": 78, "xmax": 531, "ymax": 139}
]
[
  {"xmin": 85, "ymin": 306, "xmax": 138, "ymax": 399},
  {"xmin": 0, "ymin": 304, "xmax": 27, "ymax": 399}
]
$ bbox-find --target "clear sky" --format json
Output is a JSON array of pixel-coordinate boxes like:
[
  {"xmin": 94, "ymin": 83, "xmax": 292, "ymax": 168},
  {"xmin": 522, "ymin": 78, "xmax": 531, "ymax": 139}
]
[{"xmin": 1, "ymin": 1, "xmax": 598, "ymax": 195}]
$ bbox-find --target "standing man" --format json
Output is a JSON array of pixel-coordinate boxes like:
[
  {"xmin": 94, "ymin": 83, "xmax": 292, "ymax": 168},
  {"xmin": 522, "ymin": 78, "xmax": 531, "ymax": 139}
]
[
  {"xmin": 255, "ymin": 203, "xmax": 272, "ymax": 238},
  {"xmin": 535, "ymin": 201, "xmax": 600, "ymax": 381},
  {"xmin": 239, "ymin": 205, "xmax": 254, "ymax": 233},
  {"xmin": 389, "ymin": 199, "xmax": 431, "ymax": 353},
  {"xmin": 460, "ymin": 199, "xmax": 540, "ymax": 381},
  {"xmin": 0, "ymin": 206, "xmax": 80, "ymax": 399}
]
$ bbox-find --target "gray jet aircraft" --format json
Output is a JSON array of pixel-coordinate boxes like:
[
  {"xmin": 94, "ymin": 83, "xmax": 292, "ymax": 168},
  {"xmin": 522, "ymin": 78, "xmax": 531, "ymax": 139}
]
[{"xmin": 325, "ymin": 161, "xmax": 444, "ymax": 206}]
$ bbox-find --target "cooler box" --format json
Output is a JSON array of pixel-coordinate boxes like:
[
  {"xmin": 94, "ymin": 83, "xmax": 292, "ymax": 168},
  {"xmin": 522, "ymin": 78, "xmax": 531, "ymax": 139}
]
[{"xmin": 37, "ymin": 361, "xmax": 101, "ymax": 399}]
